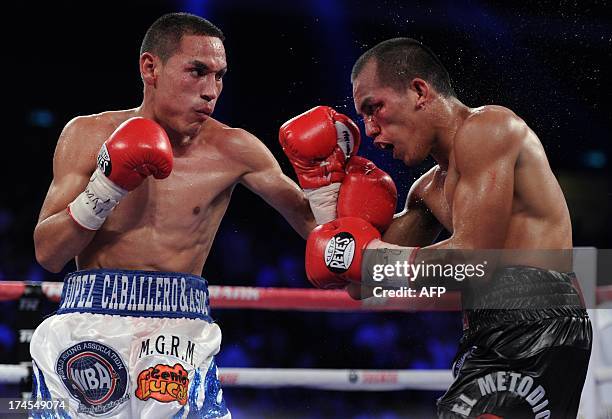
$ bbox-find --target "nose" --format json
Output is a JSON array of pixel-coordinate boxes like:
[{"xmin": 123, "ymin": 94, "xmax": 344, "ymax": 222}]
[
  {"xmin": 200, "ymin": 74, "xmax": 220, "ymax": 102},
  {"xmin": 364, "ymin": 117, "xmax": 380, "ymax": 138}
]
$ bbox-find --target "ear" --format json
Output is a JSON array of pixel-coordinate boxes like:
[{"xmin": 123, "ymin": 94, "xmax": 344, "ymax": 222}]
[
  {"xmin": 410, "ymin": 78, "xmax": 430, "ymax": 109},
  {"xmin": 140, "ymin": 52, "xmax": 159, "ymax": 86}
]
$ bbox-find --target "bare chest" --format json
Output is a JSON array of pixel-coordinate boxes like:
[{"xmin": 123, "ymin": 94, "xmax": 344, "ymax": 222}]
[{"xmin": 108, "ymin": 149, "xmax": 242, "ymax": 230}]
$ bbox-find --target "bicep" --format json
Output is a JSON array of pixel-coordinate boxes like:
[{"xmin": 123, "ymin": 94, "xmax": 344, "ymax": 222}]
[
  {"xmin": 383, "ymin": 169, "xmax": 443, "ymax": 246},
  {"xmin": 38, "ymin": 173, "xmax": 91, "ymax": 223},
  {"xmin": 241, "ymin": 158, "xmax": 307, "ymax": 214},
  {"xmin": 450, "ymin": 152, "xmax": 515, "ymax": 248},
  {"xmin": 239, "ymin": 139, "xmax": 316, "ymax": 237},
  {"xmin": 235, "ymin": 129, "xmax": 303, "ymax": 208},
  {"xmin": 233, "ymin": 129, "xmax": 315, "ymax": 236}
]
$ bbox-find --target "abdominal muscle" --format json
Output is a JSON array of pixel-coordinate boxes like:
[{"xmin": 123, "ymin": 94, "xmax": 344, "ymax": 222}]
[
  {"xmin": 78, "ymin": 226, "xmax": 215, "ymax": 276},
  {"xmin": 76, "ymin": 179, "xmax": 234, "ymax": 276}
]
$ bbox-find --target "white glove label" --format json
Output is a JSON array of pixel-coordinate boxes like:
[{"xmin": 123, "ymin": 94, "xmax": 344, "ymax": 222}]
[
  {"xmin": 97, "ymin": 144, "xmax": 112, "ymax": 176},
  {"xmin": 334, "ymin": 121, "xmax": 356, "ymax": 157},
  {"xmin": 324, "ymin": 232, "xmax": 355, "ymax": 273}
]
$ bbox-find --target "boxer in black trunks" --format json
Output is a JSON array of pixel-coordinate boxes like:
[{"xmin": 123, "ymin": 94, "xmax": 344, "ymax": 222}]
[
  {"xmin": 440, "ymin": 266, "xmax": 590, "ymax": 418},
  {"xmin": 299, "ymin": 37, "xmax": 591, "ymax": 417}
]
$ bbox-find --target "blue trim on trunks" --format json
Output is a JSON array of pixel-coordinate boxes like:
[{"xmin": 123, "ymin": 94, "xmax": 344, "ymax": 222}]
[{"xmin": 56, "ymin": 269, "xmax": 212, "ymax": 322}]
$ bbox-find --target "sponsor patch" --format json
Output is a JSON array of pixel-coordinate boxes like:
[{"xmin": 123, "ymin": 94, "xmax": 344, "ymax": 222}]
[
  {"xmin": 135, "ymin": 363, "xmax": 189, "ymax": 405},
  {"xmin": 137, "ymin": 334, "xmax": 197, "ymax": 368},
  {"xmin": 56, "ymin": 341, "xmax": 129, "ymax": 416}
]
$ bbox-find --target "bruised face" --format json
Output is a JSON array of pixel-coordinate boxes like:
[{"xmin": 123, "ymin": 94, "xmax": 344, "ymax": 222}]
[
  {"xmin": 352, "ymin": 59, "xmax": 432, "ymax": 166},
  {"xmin": 151, "ymin": 35, "xmax": 227, "ymax": 137}
]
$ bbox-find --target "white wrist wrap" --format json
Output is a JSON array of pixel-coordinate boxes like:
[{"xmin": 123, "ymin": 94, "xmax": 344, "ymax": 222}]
[
  {"xmin": 68, "ymin": 168, "xmax": 127, "ymax": 230},
  {"xmin": 304, "ymin": 183, "xmax": 341, "ymax": 225}
]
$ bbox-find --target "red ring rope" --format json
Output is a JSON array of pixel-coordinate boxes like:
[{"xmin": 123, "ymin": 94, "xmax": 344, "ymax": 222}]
[{"xmin": 1, "ymin": 281, "xmax": 610, "ymax": 311}]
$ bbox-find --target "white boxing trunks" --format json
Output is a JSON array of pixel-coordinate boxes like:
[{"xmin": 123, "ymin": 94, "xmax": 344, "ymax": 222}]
[{"xmin": 29, "ymin": 269, "xmax": 230, "ymax": 419}]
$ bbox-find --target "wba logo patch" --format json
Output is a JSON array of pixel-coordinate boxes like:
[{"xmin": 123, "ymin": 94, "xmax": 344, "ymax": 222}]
[{"xmin": 56, "ymin": 341, "xmax": 129, "ymax": 416}]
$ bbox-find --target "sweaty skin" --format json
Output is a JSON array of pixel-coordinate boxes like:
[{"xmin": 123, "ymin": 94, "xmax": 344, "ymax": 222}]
[
  {"xmin": 352, "ymin": 59, "xmax": 571, "ymax": 270},
  {"xmin": 34, "ymin": 35, "xmax": 315, "ymax": 275}
]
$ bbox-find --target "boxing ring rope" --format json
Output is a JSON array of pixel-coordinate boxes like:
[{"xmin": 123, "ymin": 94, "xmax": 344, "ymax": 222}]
[
  {"xmin": 0, "ymin": 363, "xmax": 455, "ymax": 390},
  {"xmin": 1, "ymin": 280, "xmax": 611, "ymax": 309},
  {"xmin": 1, "ymin": 363, "xmax": 611, "ymax": 390},
  {"xmin": 0, "ymin": 365, "xmax": 29, "ymax": 385}
]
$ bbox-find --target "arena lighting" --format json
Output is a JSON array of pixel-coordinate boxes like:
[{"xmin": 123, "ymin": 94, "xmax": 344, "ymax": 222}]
[
  {"xmin": 582, "ymin": 150, "xmax": 607, "ymax": 169},
  {"xmin": 28, "ymin": 109, "xmax": 55, "ymax": 128},
  {"xmin": 310, "ymin": 0, "xmax": 355, "ymax": 102},
  {"xmin": 178, "ymin": 0, "xmax": 210, "ymax": 19}
]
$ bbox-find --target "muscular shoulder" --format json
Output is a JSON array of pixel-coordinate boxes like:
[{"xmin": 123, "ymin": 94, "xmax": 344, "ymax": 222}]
[
  {"xmin": 454, "ymin": 105, "xmax": 526, "ymax": 168},
  {"xmin": 209, "ymin": 121, "xmax": 275, "ymax": 170},
  {"xmin": 60, "ymin": 110, "xmax": 136, "ymax": 149},
  {"xmin": 55, "ymin": 109, "xmax": 137, "ymax": 172},
  {"xmin": 216, "ymin": 125, "xmax": 259, "ymax": 150},
  {"xmin": 406, "ymin": 165, "xmax": 443, "ymax": 209}
]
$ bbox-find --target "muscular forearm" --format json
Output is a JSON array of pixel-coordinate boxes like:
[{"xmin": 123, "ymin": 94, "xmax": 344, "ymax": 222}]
[
  {"xmin": 383, "ymin": 210, "xmax": 443, "ymax": 247},
  {"xmin": 285, "ymin": 200, "xmax": 317, "ymax": 239},
  {"xmin": 370, "ymin": 238, "xmax": 472, "ymax": 268},
  {"xmin": 263, "ymin": 179, "xmax": 317, "ymax": 239},
  {"xmin": 34, "ymin": 211, "xmax": 96, "ymax": 273},
  {"xmin": 383, "ymin": 215, "xmax": 442, "ymax": 246},
  {"xmin": 363, "ymin": 239, "xmax": 471, "ymax": 293}
]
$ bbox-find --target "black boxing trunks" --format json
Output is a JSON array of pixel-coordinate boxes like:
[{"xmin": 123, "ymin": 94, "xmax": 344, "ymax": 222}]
[{"xmin": 437, "ymin": 266, "xmax": 592, "ymax": 419}]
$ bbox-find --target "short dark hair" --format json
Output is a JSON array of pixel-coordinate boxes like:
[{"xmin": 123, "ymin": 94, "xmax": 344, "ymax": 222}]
[
  {"xmin": 140, "ymin": 13, "xmax": 225, "ymax": 62},
  {"xmin": 352, "ymin": 37, "xmax": 456, "ymax": 97}
]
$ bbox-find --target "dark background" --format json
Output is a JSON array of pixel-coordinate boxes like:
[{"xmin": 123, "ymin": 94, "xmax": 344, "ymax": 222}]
[{"xmin": 1, "ymin": 0, "xmax": 610, "ymax": 417}]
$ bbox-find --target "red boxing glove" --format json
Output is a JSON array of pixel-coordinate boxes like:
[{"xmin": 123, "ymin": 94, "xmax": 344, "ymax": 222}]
[
  {"xmin": 68, "ymin": 117, "xmax": 173, "ymax": 230},
  {"xmin": 279, "ymin": 106, "xmax": 360, "ymax": 189},
  {"xmin": 98, "ymin": 117, "xmax": 173, "ymax": 191},
  {"xmin": 338, "ymin": 156, "xmax": 398, "ymax": 232},
  {"xmin": 305, "ymin": 217, "xmax": 380, "ymax": 289}
]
